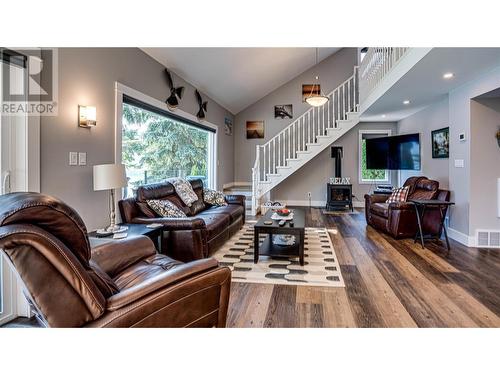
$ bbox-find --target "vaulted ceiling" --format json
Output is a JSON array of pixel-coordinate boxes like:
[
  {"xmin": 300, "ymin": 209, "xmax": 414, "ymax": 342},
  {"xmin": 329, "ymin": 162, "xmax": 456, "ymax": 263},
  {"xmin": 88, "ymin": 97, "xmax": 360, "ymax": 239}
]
[{"xmin": 142, "ymin": 48, "xmax": 341, "ymax": 114}]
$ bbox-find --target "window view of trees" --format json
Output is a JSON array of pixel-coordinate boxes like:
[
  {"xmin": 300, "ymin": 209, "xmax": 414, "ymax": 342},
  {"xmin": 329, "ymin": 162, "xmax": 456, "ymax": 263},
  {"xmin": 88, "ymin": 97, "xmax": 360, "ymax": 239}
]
[
  {"xmin": 361, "ymin": 138, "xmax": 387, "ymax": 181},
  {"xmin": 122, "ymin": 103, "xmax": 209, "ymax": 196}
]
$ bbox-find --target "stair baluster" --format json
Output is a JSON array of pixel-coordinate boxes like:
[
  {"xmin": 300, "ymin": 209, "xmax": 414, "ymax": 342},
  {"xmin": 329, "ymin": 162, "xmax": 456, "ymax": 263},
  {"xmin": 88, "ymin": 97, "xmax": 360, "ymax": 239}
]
[{"xmin": 251, "ymin": 67, "xmax": 360, "ymax": 214}]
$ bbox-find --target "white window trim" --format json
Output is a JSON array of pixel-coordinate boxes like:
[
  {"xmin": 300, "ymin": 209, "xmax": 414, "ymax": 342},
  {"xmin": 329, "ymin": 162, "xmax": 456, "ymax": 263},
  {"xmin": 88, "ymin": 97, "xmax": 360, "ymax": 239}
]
[
  {"xmin": 358, "ymin": 129, "xmax": 392, "ymax": 185},
  {"xmin": 114, "ymin": 82, "xmax": 218, "ymax": 192},
  {"xmin": 0, "ymin": 52, "xmax": 39, "ymax": 325}
]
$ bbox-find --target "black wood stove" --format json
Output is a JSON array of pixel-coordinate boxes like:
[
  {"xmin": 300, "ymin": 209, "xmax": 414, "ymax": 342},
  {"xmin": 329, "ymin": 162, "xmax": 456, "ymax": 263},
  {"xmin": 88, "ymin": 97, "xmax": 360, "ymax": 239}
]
[{"xmin": 326, "ymin": 147, "xmax": 353, "ymax": 212}]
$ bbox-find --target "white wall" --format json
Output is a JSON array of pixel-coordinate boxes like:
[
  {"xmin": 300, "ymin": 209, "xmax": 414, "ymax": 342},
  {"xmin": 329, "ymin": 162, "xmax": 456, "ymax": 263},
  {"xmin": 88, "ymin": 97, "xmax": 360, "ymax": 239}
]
[
  {"xmin": 448, "ymin": 65, "xmax": 500, "ymax": 236},
  {"xmin": 398, "ymin": 97, "xmax": 450, "ymax": 188},
  {"xmin": 469, "ymin": 98, "xmax": 500, "ymax": 233}
]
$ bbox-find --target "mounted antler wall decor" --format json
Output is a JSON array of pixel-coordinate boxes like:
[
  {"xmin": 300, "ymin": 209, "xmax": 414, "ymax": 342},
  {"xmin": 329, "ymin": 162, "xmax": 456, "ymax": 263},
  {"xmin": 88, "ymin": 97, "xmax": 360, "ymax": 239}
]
[
  {"xmin": 195, "ymin": 89, "xmax": 208, "ymax": 120},
  {"xmin": 164, "ymin": 69, "xmax": 184, "ymax": 110}
]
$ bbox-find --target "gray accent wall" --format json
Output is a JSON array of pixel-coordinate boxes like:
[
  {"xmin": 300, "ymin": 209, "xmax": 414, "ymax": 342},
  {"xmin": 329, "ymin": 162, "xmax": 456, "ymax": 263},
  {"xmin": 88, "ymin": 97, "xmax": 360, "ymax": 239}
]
[
  {"xmin": 233, "ymin": 48, "xmax": 358, "ymax": 183},
  {"xmin": 397, "ymin": 97, "xmax": 450, "ymax": 188},
  {"xmin": 41, "ymin": 48, "xmax": 234, "ymax": 230}
]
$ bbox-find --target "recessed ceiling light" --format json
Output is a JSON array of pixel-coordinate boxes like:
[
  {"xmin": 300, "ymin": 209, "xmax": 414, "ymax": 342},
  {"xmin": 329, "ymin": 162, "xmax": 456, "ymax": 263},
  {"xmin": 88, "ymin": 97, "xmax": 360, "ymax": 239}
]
[
  {"xmin": 443, "ymin": 72, "xmax": 454, "ymax": 79},
  {"xmin": 381, "ymin": 114, "xmax": 386, "ymax": 118},
  {"xmin": 403, "ymin": 100, "xmax": 410, "ymax": 105}
]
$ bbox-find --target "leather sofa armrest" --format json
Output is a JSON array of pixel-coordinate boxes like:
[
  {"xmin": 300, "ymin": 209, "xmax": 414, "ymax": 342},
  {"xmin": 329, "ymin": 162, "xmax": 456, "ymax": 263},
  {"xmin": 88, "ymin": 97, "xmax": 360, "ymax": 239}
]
[
  {"xmin": 106, "ymin": 258, "xmax": 220, "ymax": 311},
  {"xmin": 364, "ymin": 193, "xmax": 390, "ymax": 204},
  {"xmin": 388, "ymin": 202, "xmax": 417, "ymax": 211},
  {"xmin": 131, "ymin": 217, "xmax": 206, "ymax": 231},
  {"xmin": 91, "ymin": 236, "xmax": 157, "ymax": 277},
  {"xmin": 225, "ymin": 194, "xmax": 245, "ymax": 206}
]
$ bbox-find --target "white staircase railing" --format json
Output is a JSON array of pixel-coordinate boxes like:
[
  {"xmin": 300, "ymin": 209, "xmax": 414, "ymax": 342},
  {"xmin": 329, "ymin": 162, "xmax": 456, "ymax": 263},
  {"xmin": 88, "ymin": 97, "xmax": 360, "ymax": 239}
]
[
  {"xmin": 251, "ymin": 66, "xmax": 359, "ymax": 214},
  {"xmin": 359, "ymin": 47, "xmax": 409, "ymax": 105}
]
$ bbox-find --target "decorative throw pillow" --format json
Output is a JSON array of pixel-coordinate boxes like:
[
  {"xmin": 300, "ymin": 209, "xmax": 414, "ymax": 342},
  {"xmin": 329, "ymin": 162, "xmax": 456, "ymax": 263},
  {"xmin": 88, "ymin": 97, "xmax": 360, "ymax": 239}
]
[
  {"xmin": 147, "ymin": 199, "xmax": 187, "ymax": 218},
  {"xmin": 170, "ymin": 178, "xmax": 198, "ymax": 207},
  {"xmin": 203, "ymin": 188, "xmax": 227, "ymax": 206},
  {"xmin": 386, "ymin": 186, "xmax": 410, "ymax": 203}
]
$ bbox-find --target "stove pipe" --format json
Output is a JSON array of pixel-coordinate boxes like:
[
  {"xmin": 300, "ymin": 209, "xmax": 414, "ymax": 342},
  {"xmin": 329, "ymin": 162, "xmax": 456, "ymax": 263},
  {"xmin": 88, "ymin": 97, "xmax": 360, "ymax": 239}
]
[{"xmin": 331, "ymin": 146, "xmax": 343, "ymax": 178}]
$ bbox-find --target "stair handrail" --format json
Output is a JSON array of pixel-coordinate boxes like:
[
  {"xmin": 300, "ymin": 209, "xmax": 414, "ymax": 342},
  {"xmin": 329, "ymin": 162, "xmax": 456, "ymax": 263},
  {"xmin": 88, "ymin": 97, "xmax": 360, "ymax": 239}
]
[
  {"xmin": 359, "ymin": 47, "xmax": 409, "ymax": 104},
  {"xmin": 251, "ymin": 145, "xmax": 260, "ymax": 214},
  {"xmin": 251, "ymin": 65, "xmax": 360, "ymax": 214},
  {"xmin": 260, "ymin": 67, "xmax": 358, "ymax": 150}
]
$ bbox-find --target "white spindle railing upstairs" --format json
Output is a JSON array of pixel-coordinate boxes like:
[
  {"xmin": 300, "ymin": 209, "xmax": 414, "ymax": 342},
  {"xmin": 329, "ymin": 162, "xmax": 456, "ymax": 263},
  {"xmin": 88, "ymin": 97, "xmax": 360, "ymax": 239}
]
[
  {"xmin": 251, "ymin": 66, "xmax": 359, "ymax": 213},
  {"xmin": 358, "ymin": 47, "xmax": 409, "ymax": 104}
]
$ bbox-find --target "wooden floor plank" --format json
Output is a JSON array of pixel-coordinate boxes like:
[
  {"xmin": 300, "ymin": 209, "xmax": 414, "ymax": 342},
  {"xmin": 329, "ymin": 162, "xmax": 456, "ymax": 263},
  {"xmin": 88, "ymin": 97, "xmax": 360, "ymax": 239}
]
[
  {"xmin": 297, "ymin": 303, "xmax": 324, "ymax": 328},
  {"xmin": 344, "ymin": 237, "xmax": 418, "ymax": 328},
  {"xmin": 320, "ymin": 288, "xmax": 357, "ymax": 328},
  {"xmin": 296, "ymin": 286, "xmax": 324, "ymax": 304},
  {"xmin": 263, "ymin": 285, "xmax": 298, "ymax": 328},
  {"xmin": 340, "ymin": 264, "xmax": 386, "ymax": 327},
  {"xmin": 227, "ymin": 282, "xmax": 274, "ymax": 328}
]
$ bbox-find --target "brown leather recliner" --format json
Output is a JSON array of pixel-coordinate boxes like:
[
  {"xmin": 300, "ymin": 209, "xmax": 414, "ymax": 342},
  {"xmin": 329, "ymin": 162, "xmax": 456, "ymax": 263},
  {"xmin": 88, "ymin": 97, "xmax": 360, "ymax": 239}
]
[
  {"xmin": 364, "ymin": 176, "xmax": 450, "ymax": 239},
  {"xmin": 119, "ymin": 179, "xmax": 245, "ymax": 263},
  {"xmin": 0, "ymin": 192, "xmax": 231, "ymax": 328}
]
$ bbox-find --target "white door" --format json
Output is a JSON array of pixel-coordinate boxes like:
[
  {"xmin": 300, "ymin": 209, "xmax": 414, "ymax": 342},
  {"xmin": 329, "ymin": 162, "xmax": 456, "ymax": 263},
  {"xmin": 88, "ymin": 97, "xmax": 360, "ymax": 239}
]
[{"xmin": 0, "ymin": 53, "xmax": 30, "ymax": 325}]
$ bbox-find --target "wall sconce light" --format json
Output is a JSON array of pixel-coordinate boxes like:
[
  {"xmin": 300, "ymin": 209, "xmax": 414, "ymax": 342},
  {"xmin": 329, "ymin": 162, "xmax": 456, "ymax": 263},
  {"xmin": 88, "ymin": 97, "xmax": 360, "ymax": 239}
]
[{"xmin": 79, "ymin": 105, "xmax": 97, "ymax": 128}]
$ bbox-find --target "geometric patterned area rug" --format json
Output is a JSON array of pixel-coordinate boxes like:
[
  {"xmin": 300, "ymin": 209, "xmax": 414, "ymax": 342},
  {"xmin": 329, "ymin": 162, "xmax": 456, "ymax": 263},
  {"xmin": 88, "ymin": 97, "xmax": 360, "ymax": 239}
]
[{"xmin": 213, "ymin": 222, "xmax": 345, "ymax": 287}]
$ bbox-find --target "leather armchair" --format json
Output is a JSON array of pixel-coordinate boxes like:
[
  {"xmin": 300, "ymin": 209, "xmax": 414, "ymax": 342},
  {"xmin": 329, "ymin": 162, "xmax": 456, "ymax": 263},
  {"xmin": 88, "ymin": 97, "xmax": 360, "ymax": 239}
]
[
  {"xmin": 364, "ymin": 177, "xmax": 450, "ymax": 239},
  {"xmin": 0, "ymin": 192, "xmax": 231, "ymax": 328}
]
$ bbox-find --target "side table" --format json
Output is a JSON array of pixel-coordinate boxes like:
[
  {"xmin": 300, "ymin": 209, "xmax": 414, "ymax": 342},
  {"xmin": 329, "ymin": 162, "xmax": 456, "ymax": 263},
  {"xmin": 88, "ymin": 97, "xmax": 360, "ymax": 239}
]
[
  {"xmin": 408, "ymin": 199, "xmax": 455, "ymax": 254},
  {"xmin": 88, "ymin": 223, "xmax": 163, "ymax": 252}
]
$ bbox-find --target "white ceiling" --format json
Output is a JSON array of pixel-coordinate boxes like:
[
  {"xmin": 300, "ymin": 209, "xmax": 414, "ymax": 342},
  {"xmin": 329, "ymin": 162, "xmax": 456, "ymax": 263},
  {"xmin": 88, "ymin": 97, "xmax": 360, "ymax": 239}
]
[
  {"xmin": 361, "ymin": 48, "xmax": 500, "ymax": 122},
  {"xmin": 141, "ymin": 48, "xmax": 341, "ymax": 114}
]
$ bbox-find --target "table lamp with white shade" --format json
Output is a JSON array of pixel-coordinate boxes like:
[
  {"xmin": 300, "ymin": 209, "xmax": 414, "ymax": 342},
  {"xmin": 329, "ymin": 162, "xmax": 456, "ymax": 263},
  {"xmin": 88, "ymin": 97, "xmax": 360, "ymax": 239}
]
[{"xmin": 93, "ymin": 163, "xmax": 127, "ymax": 233}]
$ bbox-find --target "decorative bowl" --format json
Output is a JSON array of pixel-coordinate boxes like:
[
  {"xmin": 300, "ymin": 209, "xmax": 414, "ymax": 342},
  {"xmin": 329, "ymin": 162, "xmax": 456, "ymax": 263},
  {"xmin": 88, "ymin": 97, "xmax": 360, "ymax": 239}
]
[{"xmin": 275, "ymin": 208, "xmax": 291, "ymax": 217}]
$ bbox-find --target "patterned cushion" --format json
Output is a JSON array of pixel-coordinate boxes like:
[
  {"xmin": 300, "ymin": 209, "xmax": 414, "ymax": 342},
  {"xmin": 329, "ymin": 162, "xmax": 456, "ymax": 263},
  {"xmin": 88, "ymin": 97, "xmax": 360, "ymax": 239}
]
[
  {"xmin": 170, "ymin": 178, "xmax": 198, "ymax": 207},
  {"xmin": 203, "ymin": 188, "xmax": 227, "ymax": 206},
  {"xmin": 386, "ymin": 186, "xmax": 410, "ymax": 203},
  {"xmin": 147, "ymin": 199, "xmax": 187, "ymax": 218}
]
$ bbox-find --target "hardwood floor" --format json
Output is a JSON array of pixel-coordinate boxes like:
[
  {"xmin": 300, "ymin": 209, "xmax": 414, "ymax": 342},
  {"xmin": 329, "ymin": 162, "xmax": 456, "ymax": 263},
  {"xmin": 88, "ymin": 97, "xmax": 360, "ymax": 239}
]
[{"xmin": 227, "ymin": 208, "xmax": 500, "ymax": 328}]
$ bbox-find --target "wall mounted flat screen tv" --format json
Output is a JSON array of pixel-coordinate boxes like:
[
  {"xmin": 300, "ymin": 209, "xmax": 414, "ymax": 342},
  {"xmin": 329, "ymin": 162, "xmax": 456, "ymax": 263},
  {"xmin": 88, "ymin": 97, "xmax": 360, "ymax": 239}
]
[{"xmin": 366, "ymin": 133, "xmax": 421, "ymax": 170}]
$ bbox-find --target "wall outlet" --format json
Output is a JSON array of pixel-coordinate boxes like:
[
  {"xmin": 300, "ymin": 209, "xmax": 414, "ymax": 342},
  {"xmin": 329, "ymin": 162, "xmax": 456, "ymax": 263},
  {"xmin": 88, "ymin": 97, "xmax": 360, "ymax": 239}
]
[
  {"xmin": 307, "ymin": 192, "xmax": 312, "ymax": 198},
  {"xmin": 69, "ymin": 152, "xmax": 78, "ymax": 166},
  {"xmin": 78, "ymin": 152, "xmax": 87, "ymax": 166}
]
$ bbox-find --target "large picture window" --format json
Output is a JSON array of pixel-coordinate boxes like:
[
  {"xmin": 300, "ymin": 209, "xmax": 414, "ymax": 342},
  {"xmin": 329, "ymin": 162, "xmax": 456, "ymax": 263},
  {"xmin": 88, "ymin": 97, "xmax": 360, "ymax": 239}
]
[
  {"xmin": 359, "ymin": 130, "xmax": 391, "ymax": 184},
  {"xmin": 120, "ymin": 94, "xmax": 216, "ymax": 197}
]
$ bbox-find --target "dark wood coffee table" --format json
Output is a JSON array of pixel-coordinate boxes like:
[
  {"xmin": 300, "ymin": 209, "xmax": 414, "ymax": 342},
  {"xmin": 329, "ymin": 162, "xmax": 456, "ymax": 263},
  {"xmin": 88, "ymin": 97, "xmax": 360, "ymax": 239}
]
[{"xmin": 253, "ymin": 208, "xmax": 305, "ymax": 266}]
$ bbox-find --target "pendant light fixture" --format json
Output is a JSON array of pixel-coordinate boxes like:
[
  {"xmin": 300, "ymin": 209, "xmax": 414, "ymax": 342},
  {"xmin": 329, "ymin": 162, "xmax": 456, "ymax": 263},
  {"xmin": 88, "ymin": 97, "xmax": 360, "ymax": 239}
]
[{"xmin": 305, "ymin": 48, "xmax": 329, "ymax": 107}]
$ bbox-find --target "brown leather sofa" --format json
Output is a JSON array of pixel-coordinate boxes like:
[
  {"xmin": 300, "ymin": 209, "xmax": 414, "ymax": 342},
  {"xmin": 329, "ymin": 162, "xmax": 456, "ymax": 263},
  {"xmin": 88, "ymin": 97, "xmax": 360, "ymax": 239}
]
[
  {"xmin": 364, "ymin": 176, "xmax": 450, "ymax": 238},
  {"xmin": 0, "ymin": 192, "xmax": 231, "ymax": 328},
  {"xmin": 119, "ymin": 179, "xmax": 245, "ymax": 262}
]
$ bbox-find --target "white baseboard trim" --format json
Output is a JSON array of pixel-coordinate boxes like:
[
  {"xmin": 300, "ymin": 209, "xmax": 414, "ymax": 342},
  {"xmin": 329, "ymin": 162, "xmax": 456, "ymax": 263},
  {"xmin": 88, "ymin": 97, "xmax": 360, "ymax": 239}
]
[
  {"xmin": 447, "ymin": 227, "xmax": 475, "ymax": 247},
  {"xmin": 223, "ymin": 181, "xmax": 251, "ymax": 189},
  {"xmin": 272, "ymin": 200, "xmax": 365, "ymax": 208},
  {"xmin": 280, "ymin": 200, "xmax": 326, "ymax": 207},
  {"xmin": 234, "ymin": 181, "xmax": 251, "ymax": 187}
]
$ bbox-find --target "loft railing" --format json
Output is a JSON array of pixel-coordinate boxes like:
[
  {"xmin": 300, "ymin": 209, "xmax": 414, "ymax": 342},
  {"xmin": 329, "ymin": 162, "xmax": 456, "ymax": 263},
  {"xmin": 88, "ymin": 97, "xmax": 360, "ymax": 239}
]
[
  {"xmin": 358, "ymin": 47, "xmax": 409, "ymax": 105},
  {"xmin": 251, "ymin": 66, "xmax": 359, "ymax": 214}
]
